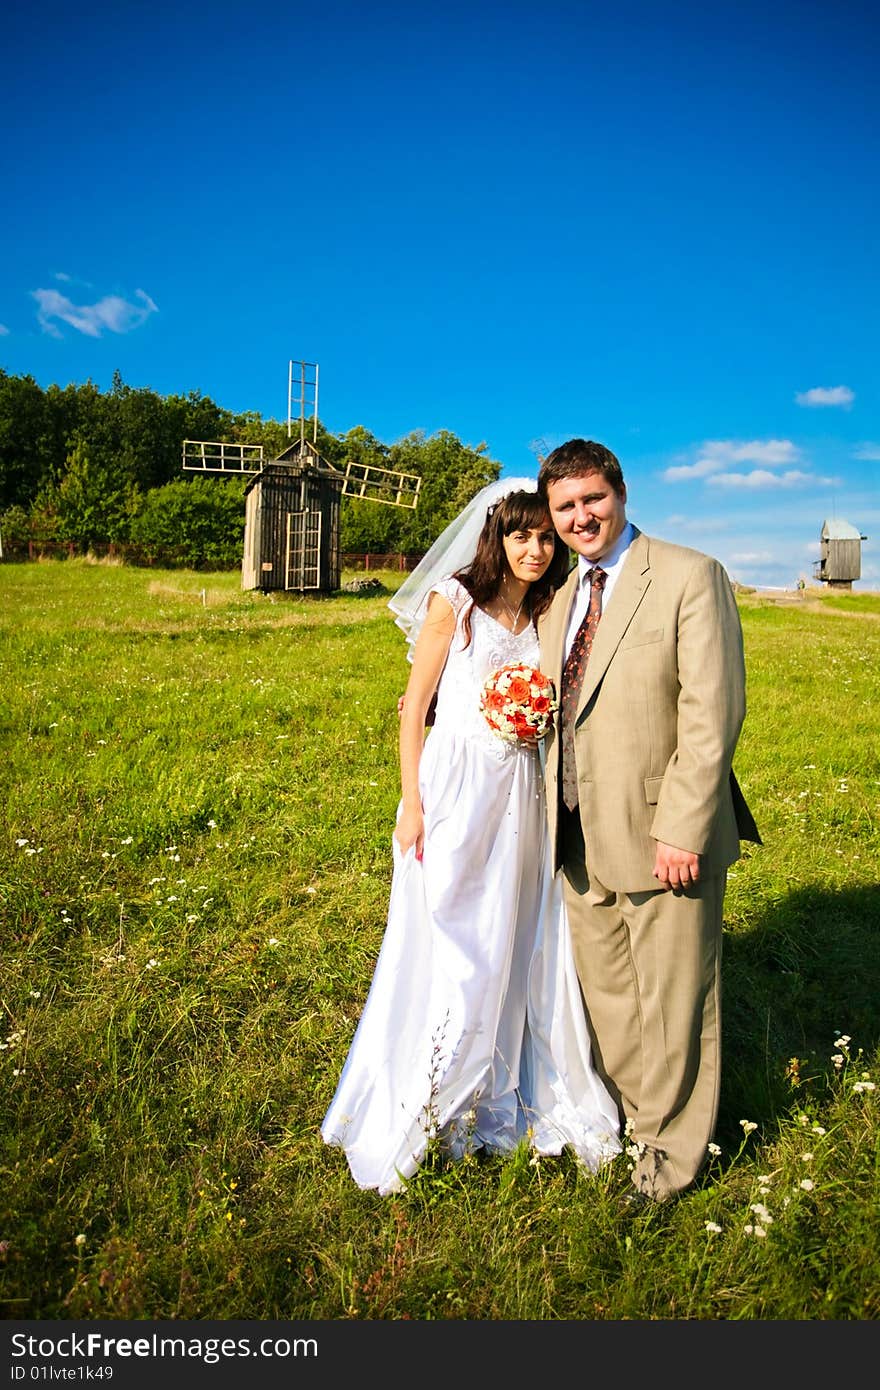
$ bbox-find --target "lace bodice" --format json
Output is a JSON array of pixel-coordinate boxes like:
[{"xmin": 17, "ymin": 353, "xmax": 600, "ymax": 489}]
[{"xmin": 429, "ymin": 576, "xmax": 541, "ymax": 757}]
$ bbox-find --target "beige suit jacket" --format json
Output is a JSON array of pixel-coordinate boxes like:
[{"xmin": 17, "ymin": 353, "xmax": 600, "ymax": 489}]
[{"xmin": 538, "ymin": 528, "xmax": 760, "ymax": 892}]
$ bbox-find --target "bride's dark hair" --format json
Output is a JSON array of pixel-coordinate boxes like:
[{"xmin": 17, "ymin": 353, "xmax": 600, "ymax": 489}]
[{"xmin": 453, "ymin": 489, "xmax": 570, "ymax": 647}]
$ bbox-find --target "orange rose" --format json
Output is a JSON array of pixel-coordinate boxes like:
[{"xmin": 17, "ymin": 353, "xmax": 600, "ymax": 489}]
[{"xmin": 506, "ymin": 676, "xmax": 530, "ymax": 703}]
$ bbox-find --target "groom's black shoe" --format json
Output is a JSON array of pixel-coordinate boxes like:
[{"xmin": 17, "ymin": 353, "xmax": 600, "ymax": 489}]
[{"xmin": 616, "ymin": 1188, "xmax": 656, "ymax": 1217}]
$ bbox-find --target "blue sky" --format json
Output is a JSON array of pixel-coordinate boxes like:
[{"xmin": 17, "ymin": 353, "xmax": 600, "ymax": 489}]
[{"xmin": 2, "ymin": 0, "xmax": 877, "ymax": 588}]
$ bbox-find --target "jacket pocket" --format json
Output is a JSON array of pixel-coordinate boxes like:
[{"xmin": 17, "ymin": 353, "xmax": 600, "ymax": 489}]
[
  {"xmin": 621, "ymin": 627, "xmax": 664, "ymax": 649},
  {"xmin": 644, "ymin": 776, "xmax": 664, "ymax": 805}
]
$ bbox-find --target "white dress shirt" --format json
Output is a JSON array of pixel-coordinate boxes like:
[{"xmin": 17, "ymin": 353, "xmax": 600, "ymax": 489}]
[{"xmin": 563, "ymin": 521, "xmax": 636, "ymax": 661}]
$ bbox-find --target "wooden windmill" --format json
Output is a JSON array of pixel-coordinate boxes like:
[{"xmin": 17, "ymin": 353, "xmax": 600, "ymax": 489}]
[
  {"xmin": 182, "ymin": 360, "xmax": 421, "ymax": 593},
  {"xmin": 813, "ymin": 517, "xmax": 867, "ymax": 591}
]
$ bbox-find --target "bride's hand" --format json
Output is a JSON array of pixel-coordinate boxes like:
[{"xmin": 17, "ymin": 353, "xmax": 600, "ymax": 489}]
[{"xmin": 394, "ymin": 805, "xmax": 425, "ymax": 861}]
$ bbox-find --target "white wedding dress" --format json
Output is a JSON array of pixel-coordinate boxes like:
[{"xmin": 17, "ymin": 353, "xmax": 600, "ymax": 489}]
[{"xmin": 321, "ymin": 578, "xmax": 621, "ymax": 1194}]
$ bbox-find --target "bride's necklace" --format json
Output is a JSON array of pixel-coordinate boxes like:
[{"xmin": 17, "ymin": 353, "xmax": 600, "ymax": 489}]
[{"xmin": 497, "ymin": 590, "xmax": 527, "ymax": 629}]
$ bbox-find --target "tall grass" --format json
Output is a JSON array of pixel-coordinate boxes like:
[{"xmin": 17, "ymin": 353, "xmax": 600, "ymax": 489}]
[{"xmin": 1, "ymin": 563, "xmax": 878, "ymax": 1320}]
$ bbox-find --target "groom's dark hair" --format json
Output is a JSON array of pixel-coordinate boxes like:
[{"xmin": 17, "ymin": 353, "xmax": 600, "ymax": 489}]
[{"xmin": 538, "ymin": 439, "xmax": 625, "ymax": 498}]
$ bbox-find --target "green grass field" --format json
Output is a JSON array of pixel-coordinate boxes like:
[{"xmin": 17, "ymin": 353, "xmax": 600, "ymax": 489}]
[{"xmin": 1, "ymin": 561, "xmax": 878, "ymax": 1320}]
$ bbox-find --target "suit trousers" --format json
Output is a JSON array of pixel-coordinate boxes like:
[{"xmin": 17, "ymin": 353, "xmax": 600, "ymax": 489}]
[{"xmin": 559, "ymin": 804, "xmax": 724, "ymax": 1200}]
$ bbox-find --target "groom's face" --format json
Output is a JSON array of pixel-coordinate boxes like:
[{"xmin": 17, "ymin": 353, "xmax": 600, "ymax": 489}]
[{"xmin": 545, "ymin": 471, "xmax": 628, "ymax": 563}]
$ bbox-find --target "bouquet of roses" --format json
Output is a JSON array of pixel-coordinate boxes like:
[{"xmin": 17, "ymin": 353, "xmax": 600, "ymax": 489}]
[{"xmin": 479, "ymin": 663, "xmax": 558, "ymax": 744}]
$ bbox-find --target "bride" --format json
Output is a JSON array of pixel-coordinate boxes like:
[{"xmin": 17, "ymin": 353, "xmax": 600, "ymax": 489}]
[{"xmin": 321, "ymin": 479, "xmax": 621, "ymax": 1195}]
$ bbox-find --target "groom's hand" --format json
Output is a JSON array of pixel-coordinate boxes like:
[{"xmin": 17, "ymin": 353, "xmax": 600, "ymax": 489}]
[{"xmin": 653, "ymin": 842, "xmax": 700, "ymax": 890}]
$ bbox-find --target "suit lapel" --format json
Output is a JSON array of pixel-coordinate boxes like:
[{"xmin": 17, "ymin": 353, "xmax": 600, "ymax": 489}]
[
  {"xmin": 542, "ymin": 565, "xmax": 579, "ymax": 688},
  {"xmin": 576, "ymin": 528, "xmax": 651, "ymax": 714}
]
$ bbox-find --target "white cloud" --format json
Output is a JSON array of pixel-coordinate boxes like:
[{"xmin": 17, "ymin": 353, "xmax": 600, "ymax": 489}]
[
  {"xmin": 854, "ymin": 442, "xmax": 880, "ymax": 461},
  {"xmin": 795, "ymin": 385, "xmax": 855, "ymax": 408},
  {"xmin": 710, "ymin": 439, "xmax": 800, "ymax": 466},
  {"xmin": 663, "ymin": 438, "xmax": 799, "ymax": 483},
  {"xmin": 707, "ymin": 469, "xmax": 816, "ymax": 489},
  {"xmin": 664, "ymin": 514, "xmax": 729, "ymax": 533},
  {"xmin": 0, "ymin": 324, "xmax": 9, "ymax": 336},
  {"xmin": 32, "ymin": 286, "xmax": 158, "ymax": 338},
  {"xmin": 729, "ymin": 550, "xmax": 775, "ymax": 566},
  {"xmin": 664, "ymin": 459, "xmax": 719, "ymax": 481}
]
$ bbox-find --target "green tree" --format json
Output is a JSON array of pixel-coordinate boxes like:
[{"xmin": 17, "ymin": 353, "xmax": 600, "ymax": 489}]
[
  {"xmin": 129, "ymin": 476, "xmax": 245, "ymax": 568},
  {"xmin": 50, "ymin": 436, "xmax": 139, "ymax": 549},
  {"xmin": 0, "ymin": 370, "xmax": 52, "ymax": 510},
  {"xmin": 0, "ymin": 504, "xmax": 32, "ymax": 554}
]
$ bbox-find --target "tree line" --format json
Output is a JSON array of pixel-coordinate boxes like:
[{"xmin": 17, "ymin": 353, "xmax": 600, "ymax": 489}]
[{"xmin": 0, "ymin": 369, "xmax": 502, "ymax": 568}]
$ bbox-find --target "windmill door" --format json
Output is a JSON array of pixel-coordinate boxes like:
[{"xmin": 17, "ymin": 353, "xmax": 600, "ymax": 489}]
[{"xmin": 285, "ymin": 507, "xmax": 322, "ymax": 590}]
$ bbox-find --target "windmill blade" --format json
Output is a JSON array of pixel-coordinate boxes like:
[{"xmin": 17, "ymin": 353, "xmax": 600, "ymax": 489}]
[
  {"xmin": 342, "ymin": 460, "xmax": 421, "ymax": 509},
  {"xmin": 528, "ymin": 437, "xmax": 551, "ymax": 465},
  {"xmin": 182, "ymin": 439, "xmax": 264, "ymax": 474}
]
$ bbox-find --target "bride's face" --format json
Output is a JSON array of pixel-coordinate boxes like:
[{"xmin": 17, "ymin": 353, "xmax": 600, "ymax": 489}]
[{"xmin": 502, "ymin": 520, "xmax": 558, "ymax": 586}]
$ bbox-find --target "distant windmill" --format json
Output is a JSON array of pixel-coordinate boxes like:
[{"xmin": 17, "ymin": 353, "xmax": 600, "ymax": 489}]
[
  {"xmin": 182, "ymin": 360, "xmax": 421, "ymax": 593},
  {"xmin": 813, "ymin": 517, "xmax": 867, "ymax": 591}
]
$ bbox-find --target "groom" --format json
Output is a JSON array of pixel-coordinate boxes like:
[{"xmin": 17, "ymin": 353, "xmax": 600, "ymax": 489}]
[{"xmin": 537, "ymin": 439, "xmax": 760, "ymax": 1209}]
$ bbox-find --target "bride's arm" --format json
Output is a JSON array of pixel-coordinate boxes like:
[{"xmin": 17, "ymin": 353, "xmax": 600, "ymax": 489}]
[{"xmin": 394, "ymin": 593, "xmax": 456, "ymax": 860}]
